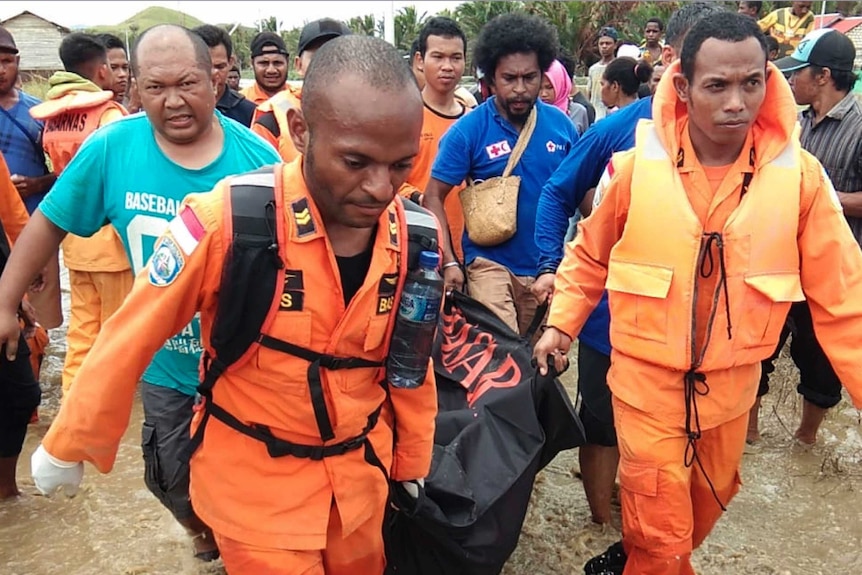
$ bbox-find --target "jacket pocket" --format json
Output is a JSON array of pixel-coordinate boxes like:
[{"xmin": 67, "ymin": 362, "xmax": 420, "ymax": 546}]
[
  {"xmin": 606, "ymin": 260, "xmax": 674, "ymax": 344},
  {"xmin": 364, "ymin": 315, "xmax": 391, "ymax": 353},
  {"xmin": 253, "ymin": 311, "xmax": 313, "ymax": 396},
  {"xmin": 734, "ymin": 272, "xmax": 803, "ymax": 350}
]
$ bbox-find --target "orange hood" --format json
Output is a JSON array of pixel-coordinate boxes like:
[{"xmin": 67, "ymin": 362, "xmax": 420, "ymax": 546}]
[{"xmin": 651, "ymin": 60, "xmax": 799, "ymax": 168}]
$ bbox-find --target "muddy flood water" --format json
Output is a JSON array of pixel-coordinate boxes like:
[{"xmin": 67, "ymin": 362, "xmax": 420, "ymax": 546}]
[{"xmin": 2, "ymin": 272, "xmax": 862, "ymax": 574}]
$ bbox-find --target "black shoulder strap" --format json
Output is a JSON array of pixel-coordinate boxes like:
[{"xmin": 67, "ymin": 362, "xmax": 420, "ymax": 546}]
[
  {"xmin": 207, "ymin": 167, "xmax": 281, "ymax": 381},
  {"xmin": 402, "ymin": 199, "xmax": 439, "ymax": 271},
  {"xmin": 205, "ymin": 191, "xmax": 440, "ymax": 391}
]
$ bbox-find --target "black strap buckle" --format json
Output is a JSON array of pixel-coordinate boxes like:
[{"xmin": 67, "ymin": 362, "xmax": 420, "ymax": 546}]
[{"xmin": 320, "ymin": 355, "xmax": 348, "ymax": 370}]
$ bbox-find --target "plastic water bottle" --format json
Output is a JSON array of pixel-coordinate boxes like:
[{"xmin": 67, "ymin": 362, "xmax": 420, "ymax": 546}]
[{"xmin": 387, "ymin": 251, "xmax": 444, "ymax": 389}]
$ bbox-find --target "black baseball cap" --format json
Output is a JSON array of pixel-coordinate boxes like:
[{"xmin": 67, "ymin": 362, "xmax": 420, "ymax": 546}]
[
  {"xmin": 0, "ymin": 26, "xmax": 18, "ymax": 54},
  {"xmin": 775, "ymin": 28, "xmax": 856, "ymax": 73},
  {"xmin": 250, "ymin": 31, "xmax": 288, "ymax": 59},
  {"xmin": 297, "ymin": 18, "xmax": 351, "ymax": 55}
]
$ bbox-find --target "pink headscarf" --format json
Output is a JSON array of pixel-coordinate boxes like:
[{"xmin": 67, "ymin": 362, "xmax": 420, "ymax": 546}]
[{"xmin": 544, "ymin": 60, "xmax": 572, "ymax": 113}]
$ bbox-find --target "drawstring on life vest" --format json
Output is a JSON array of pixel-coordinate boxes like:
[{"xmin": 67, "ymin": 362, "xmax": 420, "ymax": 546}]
[
  {"xmin": 682, "ymin": 230, "xmax": 736, "ymax": 512},
  {"xmin": 698, "ymin": 232, "xmax": 733, "ymax": 341}
]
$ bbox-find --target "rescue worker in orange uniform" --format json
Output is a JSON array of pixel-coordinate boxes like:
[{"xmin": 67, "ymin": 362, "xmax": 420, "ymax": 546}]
[
  {"xmin": 398, "ymin": 17, "xmax": 471, "ymax": 263},
  {"xmin": 29, "ymin": 32, "xmax": 132, "ymax": 395},
  {"xmin": 241, "ymin": 32, "xmax": 290, "ymax": 105},
  {"xmin": 252, "ymin": 19, "xmax": 351, "ymax": 162},
  {"xmin": 28, "ymin": 36, "xmax": 437, "ymax": 575},
  {"xmin": 535, "ymin": 12, "xmax": 862, "ymax": 575}
]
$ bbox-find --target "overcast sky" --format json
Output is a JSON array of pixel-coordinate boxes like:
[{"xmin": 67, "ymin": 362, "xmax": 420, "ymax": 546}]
[{"xmin": 0, "ymin": 1, "xmax": 464, "ymax": 30}]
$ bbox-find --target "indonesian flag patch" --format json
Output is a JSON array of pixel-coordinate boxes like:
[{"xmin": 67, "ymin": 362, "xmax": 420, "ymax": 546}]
[{"xmin": 168, "ymin": 206, "xmax": 206, "ymax": 256}]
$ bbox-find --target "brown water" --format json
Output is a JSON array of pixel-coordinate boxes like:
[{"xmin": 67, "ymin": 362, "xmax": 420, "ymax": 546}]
[{"xmin": 2, "ymin": 273, "xmax": 862, "ymax": 574}]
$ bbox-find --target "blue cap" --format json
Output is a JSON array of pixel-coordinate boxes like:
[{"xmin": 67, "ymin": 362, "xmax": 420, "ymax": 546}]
[{"xmin": 419, "ymin": 251, "xmax": 440, "ymax": 269}]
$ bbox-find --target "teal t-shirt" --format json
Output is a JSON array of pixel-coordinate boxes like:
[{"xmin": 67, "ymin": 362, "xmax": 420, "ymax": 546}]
[{"xmin": 40, "ymin": 111, "xmax": 279, "ymax": 396}]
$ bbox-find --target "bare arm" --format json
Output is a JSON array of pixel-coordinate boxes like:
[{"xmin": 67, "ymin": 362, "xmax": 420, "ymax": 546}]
[
  {"xmin": 836, "ymin": 191, "xmax": 862, "ymax": 218},
  {"xmin": 423, "ymin": 177, "xmax": 457, "ymax": 263},
  {"xmin": 0, "ymin": 210, "xmax": 67, "ymax": 358}
]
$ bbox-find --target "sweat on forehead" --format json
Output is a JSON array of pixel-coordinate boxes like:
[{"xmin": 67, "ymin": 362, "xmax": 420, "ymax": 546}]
[
  {"xmin": 301, "ymin": 35, "xmax": 420, "ymax": 122},
  {"xmin": 131, "ymin": 24, "xmax": 212, "ymax": 77}
]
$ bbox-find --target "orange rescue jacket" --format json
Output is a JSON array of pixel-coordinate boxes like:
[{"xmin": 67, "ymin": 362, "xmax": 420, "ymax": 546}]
[
  {"xmin": 549, "ymin": 61, "xmax": 862, "ymax": 429},
  {"xmin": 43, "ymin": 160, "xmax": 439, "ymax": 550},
  {"xmin": 251, "ymin": 86, "xmax": 302, "ymax": 162},
  {"xmin": 30, "ymin": 89, "xmax": 130, "ymax": 272},
  {"xmin": 0, "ymin": 152, "xmax": 29, "ymax": 245},
  {"xmin": 241, "ymin": 82, "xmax": 287, "ymax": 106}
]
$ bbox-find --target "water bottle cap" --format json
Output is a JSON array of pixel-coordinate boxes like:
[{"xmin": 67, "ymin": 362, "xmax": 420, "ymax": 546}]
[{"xmin": 419, "ymin": 250, "xmax": 440, "ymax": 269}]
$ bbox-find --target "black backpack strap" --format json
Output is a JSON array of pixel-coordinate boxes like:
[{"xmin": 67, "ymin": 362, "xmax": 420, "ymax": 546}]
[
  {"xmin": 258, "ymin": 334, "xmax": 383, "ymax": 441},
  {"xmin": 401, "ymin": 198, "xmax": 440, "ymax": 271},
  {"xmin": 204, "ymin": 167, "xmax": 281, "ymax": 395},
  {"xmin": 184, "ymin": 167, "xmax": 282, "ymax": 461}
]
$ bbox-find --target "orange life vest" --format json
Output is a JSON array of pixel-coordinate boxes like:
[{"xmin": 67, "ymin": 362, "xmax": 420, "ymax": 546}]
[
  {"xmin": 30, "ymin": 90, "xmax": 130, "ymax": 273},
  {"xmin": 30, "ymin": 90, "xmax": 126, "ymax": 174},
  {"xmin": 252, "ymin": 88, "xmax": 302, "ymax": 162},
  {"xmin": 605, "ymin": 120, "xmax": 806, "ymax": 373}
]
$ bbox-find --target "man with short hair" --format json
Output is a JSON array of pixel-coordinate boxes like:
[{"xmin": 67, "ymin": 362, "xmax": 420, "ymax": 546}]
[
  {"xmin": 26, "ymin": 34, "xmax": 436, "ymax": 575},
  {"xmin": 424, "ymin": 12, "xmax": 577, "ymax": 336},
  {"xmin": 587, "ymin": 26, "xmax": 618, "ymax": 121},
  {"xmin": 640, "ymin": 18, "xmax": 664, "ymax": 65},
  {"xmin": 738, "ymin": 1, "xmax": 763, "ymax": 19},
  {"xmin": 252, "ymin": 18, "xmax": 350, "ymax": 161},
  {"xmin": 402, "ymin": 17, "xmax": 470, "ymax": 261},
  {"xmin": 748, "ymin": 30, "xmax": 862, "ymax": 445},
  {"xmin": 758, "ymin": 1, "xmax": 814, "ymax": 57},
  {"xmin": 533, "ymin": 1, "xmax": 726, "ymax": 530},
  {"xmin": 0, "ymin": 25, "xmax": 58, "ymax": 377},
  {"xmin": 0, "ymin": 26, "xmax": 55, "ymax": 213},
  {"xmin": 29, "ymin": 32, "xmax": 131, "ymax": 397},
  {"xmin": 0, "ymin": 24, "xmax": 279, "ymax": 560},
  {"xmin": 96, "ymin": 33, "xmax": 130, "ymax": 103},
  {"xmin": 241, "ymin": 31, "xmax": 289, "ymax": 105},
  {"xmin": 535, "ymin": 11, "xmax": 862, "ymax": 574},
  {"xmin": 226, "ymin": 65, "xmax": 241, "ymax": 91},
  {"xmin": 192, "ymin": 24, "xmax": 256, "ymax": 127}
]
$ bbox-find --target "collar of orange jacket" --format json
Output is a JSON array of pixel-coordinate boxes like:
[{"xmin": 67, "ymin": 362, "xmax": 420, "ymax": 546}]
[{"xmin": 652, "ymin": 60, "xmax": 798, "ymax": 169}]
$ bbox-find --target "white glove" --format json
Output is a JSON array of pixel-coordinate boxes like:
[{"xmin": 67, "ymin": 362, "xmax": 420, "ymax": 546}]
[
  {"xmin": 31, "ymin": 444, "xmax": 84, "ymax": 497},
  {"xmin": 401, "ymin": 478, "xmax": 425, "ymax": 499}
]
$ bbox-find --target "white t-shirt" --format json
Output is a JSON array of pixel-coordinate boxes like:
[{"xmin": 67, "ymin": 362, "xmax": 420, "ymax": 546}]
[{"xmin": 588, "ymin": 61, "xmax": 609, "ymax": 122}]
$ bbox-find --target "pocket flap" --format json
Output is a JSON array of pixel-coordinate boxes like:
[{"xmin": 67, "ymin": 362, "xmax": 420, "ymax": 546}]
[
  {"xmin": 619, "ymin": 461, "xmax": 658, "ymax": 497},
  {"xmin": 744, "ymin": 273, "xmax": 804, "ymax": 302},
  {"xmin": 606, "ymin": 260, "xmax": 673, "ymax": 299}
]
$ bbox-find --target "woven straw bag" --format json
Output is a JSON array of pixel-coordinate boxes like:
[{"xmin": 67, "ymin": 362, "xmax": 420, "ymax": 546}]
[{"xmin": 460, "ymin": 107, "xmax": 537, "ymax": 247}]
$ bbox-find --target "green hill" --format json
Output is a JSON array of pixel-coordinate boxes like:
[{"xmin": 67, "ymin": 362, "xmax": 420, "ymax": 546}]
[{"xmin": 88, "ymin": 6, "xmax": 204, "ymax": 35}]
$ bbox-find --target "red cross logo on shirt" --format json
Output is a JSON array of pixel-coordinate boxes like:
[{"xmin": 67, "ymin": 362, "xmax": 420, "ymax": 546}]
[{"xmin": 485, "ymin": 140, "xmax": 512, "ymax": 160}]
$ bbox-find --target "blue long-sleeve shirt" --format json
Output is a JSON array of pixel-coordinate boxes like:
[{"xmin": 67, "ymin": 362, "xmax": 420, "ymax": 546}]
[{"xmin": 534, "ymin": 96, "xmax": 653, "ymax": 355}]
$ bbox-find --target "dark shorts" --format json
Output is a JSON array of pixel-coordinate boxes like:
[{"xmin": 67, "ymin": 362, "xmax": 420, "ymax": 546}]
[
  {"xmin": 577, "ymin": 342, "xmax": 617, "ymax": 447},
  {"xmin": 0, "ymin": 335, "xmax": 41, "ymax": 457},
  {"xmin": 141, "ymin": 382, "xmax": 196, "ymax": 521},
  {"xmin": 758, "ymin": 302, "xmax": 842, "ymax": 409}
]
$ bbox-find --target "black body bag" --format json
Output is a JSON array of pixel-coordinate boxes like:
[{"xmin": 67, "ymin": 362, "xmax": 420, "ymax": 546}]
[{"xmin": 385, "ymin": 290, "xmax": 586, "ymax": 575}]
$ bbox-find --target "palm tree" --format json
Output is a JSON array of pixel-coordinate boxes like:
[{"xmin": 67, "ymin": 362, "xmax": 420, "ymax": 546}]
[
  {"xmin": 347, "ymin": 14, "xmax": 381, "ymax": 37},
  {"xmin": 454, "ymin": 1, "xmax": 525, "ymax": 39},
  {"xmin": 394, "ymin": 6, "xmax": 430, "ymax": 50}
]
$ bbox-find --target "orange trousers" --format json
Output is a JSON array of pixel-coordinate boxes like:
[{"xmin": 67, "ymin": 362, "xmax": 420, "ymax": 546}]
[
  {"xmin": 214, "ymin": 502, "xmax": 386, "ymax": 575},
  {"xmin": 62, "ymin": 269, "xmax": 134, "ymax": 394},
  {"xmin": 613, "ymin": 397, "xmax": 747, "ymax": 575}
]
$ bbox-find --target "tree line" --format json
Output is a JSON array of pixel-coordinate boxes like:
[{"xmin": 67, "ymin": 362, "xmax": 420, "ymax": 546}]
[{"xmin": 230, "ymin": 1, "xmax": 862, "ymax": 77}]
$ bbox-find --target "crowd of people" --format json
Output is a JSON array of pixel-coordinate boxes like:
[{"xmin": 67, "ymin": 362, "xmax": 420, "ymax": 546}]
[{"xmin": 0, "ymin": 2, "xmax": 861, "ymax": 574}]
